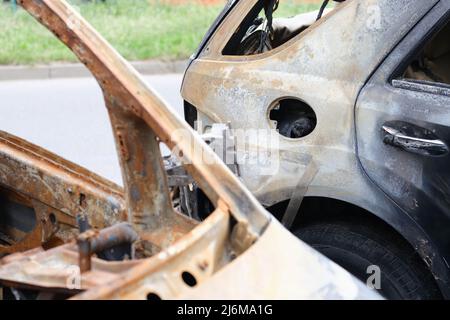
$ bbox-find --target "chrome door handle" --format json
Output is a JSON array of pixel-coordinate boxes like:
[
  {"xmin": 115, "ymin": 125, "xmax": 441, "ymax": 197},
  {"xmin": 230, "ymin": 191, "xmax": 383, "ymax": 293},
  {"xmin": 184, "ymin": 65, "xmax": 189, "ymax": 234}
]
[{"xmin": 382, "ymin": 122, "xmax": 449, "ymax": 157}]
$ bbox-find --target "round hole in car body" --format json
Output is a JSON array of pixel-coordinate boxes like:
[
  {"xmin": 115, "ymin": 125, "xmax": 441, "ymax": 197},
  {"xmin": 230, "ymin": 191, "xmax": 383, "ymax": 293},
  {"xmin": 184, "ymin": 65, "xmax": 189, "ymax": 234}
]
[
  {"xmin": 146, "ymin": 292, "xmax": 162, "ymax": 301},
  {"xmin": 181, "ymin": 271, "xmax": 198, "ymax": 287},
  {"xmin": 268, "ymin": 98, "xmax": 317, "ymax": 139}
]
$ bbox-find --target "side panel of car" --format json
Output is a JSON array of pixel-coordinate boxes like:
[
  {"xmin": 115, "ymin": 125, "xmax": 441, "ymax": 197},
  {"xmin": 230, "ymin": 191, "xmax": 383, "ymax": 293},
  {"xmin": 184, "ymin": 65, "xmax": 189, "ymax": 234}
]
[{"xmin": 183, "ymin": 0, "xmax": 436, "ymax": 207}]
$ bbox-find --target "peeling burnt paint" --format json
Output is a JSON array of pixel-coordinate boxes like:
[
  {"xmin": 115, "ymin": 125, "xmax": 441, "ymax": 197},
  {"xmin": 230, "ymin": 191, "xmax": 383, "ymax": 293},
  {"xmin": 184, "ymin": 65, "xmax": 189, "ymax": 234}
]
[
  {"xmin": 182, "ymin": 0, "xmax": 450, "ymax": 296},
  {"xmin": 0, "ymin": 0, "xmax": 381, "ymax": 300}
]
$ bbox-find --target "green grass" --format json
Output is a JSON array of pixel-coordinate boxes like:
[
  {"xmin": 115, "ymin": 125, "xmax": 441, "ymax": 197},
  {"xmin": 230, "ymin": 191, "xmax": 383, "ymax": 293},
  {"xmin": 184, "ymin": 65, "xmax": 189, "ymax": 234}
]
[
  {"xmin": 258, "ymin": 2, "xmax": 323, "ymax": 21},
  {"xmin": 0, "ymin": 0, "xmax": 320, "ymax": 65}
]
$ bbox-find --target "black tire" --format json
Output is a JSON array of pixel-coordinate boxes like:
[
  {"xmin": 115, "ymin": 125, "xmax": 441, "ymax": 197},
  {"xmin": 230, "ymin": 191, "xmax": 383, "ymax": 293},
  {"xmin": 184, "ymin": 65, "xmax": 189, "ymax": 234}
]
[{"xmin": 294, "ymin": 221, "xmax": 442, "ymax": 300}]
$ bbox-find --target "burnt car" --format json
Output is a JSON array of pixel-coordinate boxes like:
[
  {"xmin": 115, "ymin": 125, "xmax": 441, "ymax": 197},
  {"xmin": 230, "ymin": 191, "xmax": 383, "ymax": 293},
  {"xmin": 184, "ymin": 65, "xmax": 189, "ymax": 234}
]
[
  {"xmin": 0, "ymin": 0, "xmax": 381, "ymax": 300},
  {"xmin": 181, "ymin": 0, "xmax": 450, "ymax": 299}
]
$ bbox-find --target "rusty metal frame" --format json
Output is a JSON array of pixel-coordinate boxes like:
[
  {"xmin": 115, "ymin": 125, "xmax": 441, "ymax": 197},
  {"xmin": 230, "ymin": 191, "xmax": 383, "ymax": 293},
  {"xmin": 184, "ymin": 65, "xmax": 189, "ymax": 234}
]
[
  {"xmin": 0, "ymin": 130, "xmax": 126, "ymax": 254},
  {"xmin": 0, "ymin": 0, "xmax": 270, "ymax": 298},
  {"xmin": 0, "ymin": 0, "xmax": 382, "ymax": 300},
  {"xmin": 22, "ymin": 0, "xmax": 269, "ymax": 233}
]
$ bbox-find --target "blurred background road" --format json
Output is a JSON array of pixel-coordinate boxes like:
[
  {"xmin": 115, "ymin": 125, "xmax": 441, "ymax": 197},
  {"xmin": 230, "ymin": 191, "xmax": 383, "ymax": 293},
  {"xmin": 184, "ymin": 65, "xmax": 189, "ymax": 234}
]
[{"xmin": 0, "ymin": 74, "xmax": 184, "ymax": 186}]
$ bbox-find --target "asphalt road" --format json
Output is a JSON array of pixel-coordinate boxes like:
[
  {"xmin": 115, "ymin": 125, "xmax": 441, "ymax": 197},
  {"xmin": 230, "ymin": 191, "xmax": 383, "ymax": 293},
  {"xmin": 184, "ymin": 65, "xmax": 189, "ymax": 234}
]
[{"xmin": 0, "ymin": 74, "xmax": 184, "ymax": 186}]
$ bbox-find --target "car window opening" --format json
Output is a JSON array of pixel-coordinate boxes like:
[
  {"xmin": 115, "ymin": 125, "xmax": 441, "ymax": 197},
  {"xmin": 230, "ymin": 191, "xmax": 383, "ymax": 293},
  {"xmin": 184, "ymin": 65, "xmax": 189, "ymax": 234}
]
[
  {"xmin": 401, "ymin": 19, "xmax": 450, "ymax": 86},
  {"xmin": 222, "ymin": 0, "xmax": 344, "ymax": 56}
]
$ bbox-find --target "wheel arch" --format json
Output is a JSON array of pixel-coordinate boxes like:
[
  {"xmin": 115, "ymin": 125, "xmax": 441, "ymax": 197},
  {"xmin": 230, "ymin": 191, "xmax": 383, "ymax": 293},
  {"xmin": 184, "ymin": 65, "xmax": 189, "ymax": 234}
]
[{"xmin": 267, "ymin": 195, "xmax": 449, "ymax": 298}]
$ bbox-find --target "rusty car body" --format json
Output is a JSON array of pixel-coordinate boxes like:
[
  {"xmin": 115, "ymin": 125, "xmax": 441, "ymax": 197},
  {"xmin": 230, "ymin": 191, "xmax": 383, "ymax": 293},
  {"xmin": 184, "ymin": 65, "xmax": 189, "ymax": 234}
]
[
  {"xmin": 181, "ymin": 0, "xmax": 450, "ymax": 299},
  {"xmin": 0, "ymin": 0, "xmax": 382, "ymax": 300}
]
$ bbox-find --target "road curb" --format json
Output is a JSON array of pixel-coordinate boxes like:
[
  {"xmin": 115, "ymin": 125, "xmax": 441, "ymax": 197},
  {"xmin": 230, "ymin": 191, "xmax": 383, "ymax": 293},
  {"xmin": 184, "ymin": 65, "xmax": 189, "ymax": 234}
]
[{"xmin": 0, "ymin": 59, "xmax": 189, "ymax": 81}]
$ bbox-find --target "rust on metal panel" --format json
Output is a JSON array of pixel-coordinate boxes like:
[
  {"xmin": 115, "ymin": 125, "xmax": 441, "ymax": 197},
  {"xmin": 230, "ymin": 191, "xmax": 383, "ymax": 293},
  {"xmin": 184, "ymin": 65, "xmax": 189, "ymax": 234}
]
[
  {"xmin": 0, "ymin": 131, "xmax": 126, "ymax": 254},
  {"xmin": 0, "ymin": 0, "xmax": 261, "ymax": 294},
  {"xmin": 0, "ymin": 207, "xmax": 230, "ymax": 299},
  {"xmin": 16, "ymin": 0, "xmax": 269, "ymax": 244},
  {"xmin": 106, "ymin": 106, "xmax": 197, "ymax": 249},
  {"xmin": 77, "ymin": 222, "xmax": 138, "ymax": 273},
  {"xmin": 0, "ymin": 0, "xmax": 382, "ymax": 300},
  {"xmin": 73, "ymin": 207, "xmax": 231, "ymax": 300}
]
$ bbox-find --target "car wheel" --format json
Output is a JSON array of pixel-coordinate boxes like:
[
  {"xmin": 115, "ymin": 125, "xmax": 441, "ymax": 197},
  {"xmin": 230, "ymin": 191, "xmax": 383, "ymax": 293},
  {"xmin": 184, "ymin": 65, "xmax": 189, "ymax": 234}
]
[{"xmin": 294, "ymin": 221, "xmax": 442, "ymax": 300}]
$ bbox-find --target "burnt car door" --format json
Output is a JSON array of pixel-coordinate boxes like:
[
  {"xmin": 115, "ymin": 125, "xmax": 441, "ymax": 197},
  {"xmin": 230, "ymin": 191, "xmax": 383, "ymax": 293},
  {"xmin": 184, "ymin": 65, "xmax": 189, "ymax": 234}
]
[{"xmin": 355, "ymin": 0, "xmax": 450, "ymax": 293}]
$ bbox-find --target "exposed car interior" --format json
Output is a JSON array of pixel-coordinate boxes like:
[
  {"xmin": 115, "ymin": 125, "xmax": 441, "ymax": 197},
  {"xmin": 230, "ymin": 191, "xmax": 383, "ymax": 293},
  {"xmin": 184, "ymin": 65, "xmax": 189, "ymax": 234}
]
[
  {"xmin": 0, "ymin": 190, "xmax": 36, "ymax": 250},
  {"xmin": 403, "ymin": 19, "xmax": 450, "ymax": 86},
  {"xmin": 223, "ymin": 0, "xmax": 344, "ymax": 56}
]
